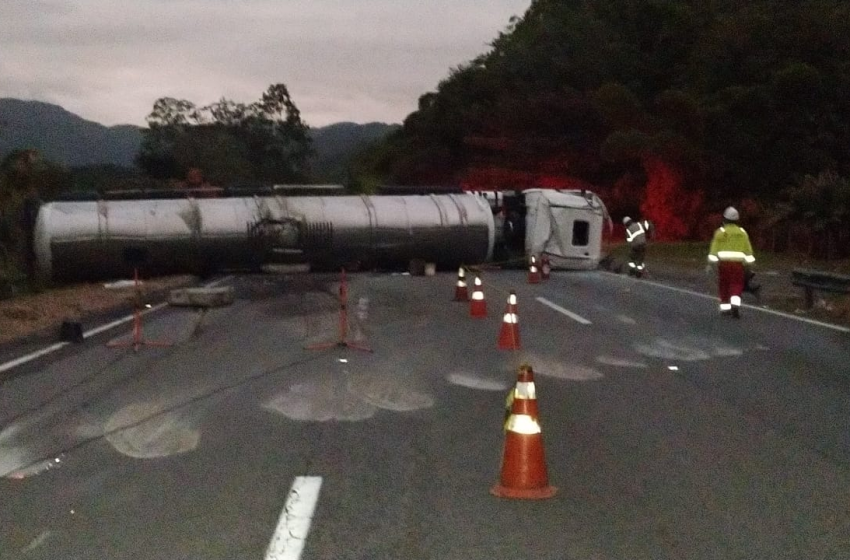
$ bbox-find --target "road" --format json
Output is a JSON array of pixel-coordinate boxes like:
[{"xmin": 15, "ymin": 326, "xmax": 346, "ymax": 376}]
[{"xmin": 1, "ymin": 270, "xmax": 849, "ymax": 559}]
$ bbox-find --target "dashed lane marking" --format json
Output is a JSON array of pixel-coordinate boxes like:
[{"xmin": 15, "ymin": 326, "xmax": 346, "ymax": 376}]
[
  {"xmin": 535, "ymin": 297, "xmax": 592, "ymax": 325},
  {"xmin": 0, "ymin": 276, "xmax": 234, "ymax": 375},
  {"xmin": 265, "ymin": 476, "xmax": 323, "ymax": 560}
]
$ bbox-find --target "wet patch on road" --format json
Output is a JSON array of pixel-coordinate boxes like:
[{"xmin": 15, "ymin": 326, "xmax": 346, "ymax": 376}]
[
  {"xmin": 104, "ymin": 402, "xmax": 201, "ymax": 459},
  {"xmin": 596, "ymin": 355, "xmax": 649, "ymax": 368},
  {"xmin": 0, "ymin": 417, "xmax": 68, "ymax": 479},
  {"xmin": 518, "ymin": 352, "xmax": 605, "ymax": 381},
  {"xmin": 347, "ymin": 373, "xmax": 435, "ymax": 412},
  {"xmin": 263, "ymin": 376, "xmax": 377, "ymax": 422},
  {"xmin": 446, "ymin": 371, "xmax": 510, "ymax": 391},
  {"xmin": 634, "ymin": 337, "xmax": 744, "ymax": 361}
]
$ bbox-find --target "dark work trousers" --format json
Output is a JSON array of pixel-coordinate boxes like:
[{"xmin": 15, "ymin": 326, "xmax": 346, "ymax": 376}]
[
  {"xmin": 717, "ymin": 261, "xmax": 745, "ymax": 309},
  {"xmin": 628, "ymin": 244, "xmax": 646, "ymax": 268}
]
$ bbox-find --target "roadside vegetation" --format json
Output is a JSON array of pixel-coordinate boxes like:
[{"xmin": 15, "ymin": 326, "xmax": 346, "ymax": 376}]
[
  {"xmin": 605, "ymin": 240, "xmax": 850, "ymax": 326},
  {"xmin": 353, "ymin": 0, "xmax": 850, "ymax": 254},
  {"xmin": 608, "ymin": 241, "xmax": 850, "ymax": 276}
]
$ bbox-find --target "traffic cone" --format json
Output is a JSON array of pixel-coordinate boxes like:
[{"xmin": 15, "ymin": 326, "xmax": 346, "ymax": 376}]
[
  {"xmin": 470, "ymin": 275, "xmax": 487, "ymax": 317},
  {"xmin": 504, "ymin": 364, "xmax": 538, "ymax": 424},
  {"xmin": 497, "ymin": 290, "xmax": 521, "ymax": 350},
  {"xmin": 492, "ymin": 365, "xmax": 556, "ymax": 500},
  {"xmin": 454, "ymin": 266, "xmax": 469, "ymax": 302},
  {"xmin": 541, "ymin": 254, "xmax": 551, "ymax": 280},
  {"xmin": 527, "ymin": 255, "xmax": 541, "ymax": 284}
]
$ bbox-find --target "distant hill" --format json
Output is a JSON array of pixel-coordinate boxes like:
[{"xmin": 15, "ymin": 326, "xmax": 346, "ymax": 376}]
[
  {"xmin": 0, "ymin": 99, "xmax": 143, "ymax": 167},
  {"xmin": 0, "ymin": 98, "xmax": 399, "ymax": 179},
  {"xmin": 308, "ymin": 121, "xmax": 400, "ymax": 182}
]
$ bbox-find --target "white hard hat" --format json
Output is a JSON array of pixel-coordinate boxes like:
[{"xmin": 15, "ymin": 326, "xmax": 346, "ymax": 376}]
[
  {"xmin": 723, "ymin": 206, "xmax": 739, "ymax": 221},
  {"xmin": 622, "ymin": 216, "xmax": 632, "ymax": 225}
]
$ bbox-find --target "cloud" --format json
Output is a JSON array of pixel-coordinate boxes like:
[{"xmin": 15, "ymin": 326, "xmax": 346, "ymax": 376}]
[{"xmin": 0, "ymin": 0, "xmax": 530, "ymax": 127}]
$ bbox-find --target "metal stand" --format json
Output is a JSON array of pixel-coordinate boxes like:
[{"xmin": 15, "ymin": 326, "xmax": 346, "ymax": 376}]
[
  {"xmin": 107, "ymin": 268, "xmax": 172, "ymax": 352},
  {"xmin": 306, "ymin": 268, "xmax": 372, "ymax": 353}
]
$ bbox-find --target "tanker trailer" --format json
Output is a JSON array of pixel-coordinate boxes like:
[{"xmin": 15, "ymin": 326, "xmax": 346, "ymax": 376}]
[{"xmin": 33, "ymin": 193, "xmax": 496, "ymax": 282}]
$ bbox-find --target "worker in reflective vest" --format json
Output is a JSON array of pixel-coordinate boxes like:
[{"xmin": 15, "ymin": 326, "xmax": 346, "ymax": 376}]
[
  {"xmin": 707, "ymin": 206, "xmax": 755, "ymax": 318},
  {"xmin": 623, "ymin": 216, "xmax": 652, "ymax": 277}
]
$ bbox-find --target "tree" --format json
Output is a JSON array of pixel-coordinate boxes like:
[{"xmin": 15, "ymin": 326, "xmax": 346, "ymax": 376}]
[
  {"xmin": 0, "ymin": 150, "xmax": 70, "ymax": 293},
  {"xmin": 137, "ymin": 84, "xmax": 313, "ymax": 184},
  {"xmin": 353, "ymin": 0, "xmax": 850, "ymax": 250},
  {"xmin": 783, "ymin": 171, "xmax": 850, "ymax": 258}
]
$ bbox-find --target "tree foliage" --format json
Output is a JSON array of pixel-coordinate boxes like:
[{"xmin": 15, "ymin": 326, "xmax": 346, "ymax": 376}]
[
  {"xmin": 0, "ymin": 150, "xmax": 70, "ymax": 295},
  {"xmin": 137, "ymin": 84, "xmax": 313, "ymax": 185},
  {"xmin": 356, "ymin": 0, "xmax": 850, "ymax": 245}
]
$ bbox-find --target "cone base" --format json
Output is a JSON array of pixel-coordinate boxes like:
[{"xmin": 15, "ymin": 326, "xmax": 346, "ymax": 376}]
[
  {"xmin": 490, "ymin": 484, "xmax": 557, "ymax": 500},
  {"xmin": 454, "ymin": 288, "xmax": 469, "ymax": 302}
]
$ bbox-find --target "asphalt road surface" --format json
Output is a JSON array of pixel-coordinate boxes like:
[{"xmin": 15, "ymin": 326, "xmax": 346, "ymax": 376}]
[{"xmin": 1, "ymin": 270, "xmax": 848, "ymax": 560}]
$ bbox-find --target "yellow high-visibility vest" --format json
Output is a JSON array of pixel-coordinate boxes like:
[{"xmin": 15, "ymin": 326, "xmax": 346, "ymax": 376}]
[{"xmin": 708, "ymin": 224, "xmax": 755, "ymax": 264}]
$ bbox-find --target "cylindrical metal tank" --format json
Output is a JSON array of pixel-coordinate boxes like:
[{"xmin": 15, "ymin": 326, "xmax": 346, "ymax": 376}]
[{"xmin": 34, "ymin": 194, "xmax": 495, "ymax": 282}]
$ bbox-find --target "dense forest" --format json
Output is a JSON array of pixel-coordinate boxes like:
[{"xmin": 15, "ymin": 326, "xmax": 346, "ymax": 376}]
[
  {"xmin": 3, "ymin": 0, "xmax": 850, "ymax": 296},
  {"xmin": 353, "ymin": 0, "xmax": 850, "ymax": 255}
]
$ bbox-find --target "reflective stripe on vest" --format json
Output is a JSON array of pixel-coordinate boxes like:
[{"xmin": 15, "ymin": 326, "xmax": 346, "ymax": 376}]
[
  {"xmin": 626, "ymin": 222, "xmax": 645, "ymax": 243},
  {"xmin": 716, "ymin": 250, "xmax": 755, "ymax": 262}
]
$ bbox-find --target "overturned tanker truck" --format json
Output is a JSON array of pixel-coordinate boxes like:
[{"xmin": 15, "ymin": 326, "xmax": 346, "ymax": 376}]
[{"xmin": 33, "ymin": 186, "xmax": 610, "ymax": 282}]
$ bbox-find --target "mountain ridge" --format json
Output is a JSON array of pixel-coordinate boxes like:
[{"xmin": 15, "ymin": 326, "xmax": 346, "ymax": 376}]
[{"xmin": 0, "ymin": 98, "xmax": 399, "ymax": 176}]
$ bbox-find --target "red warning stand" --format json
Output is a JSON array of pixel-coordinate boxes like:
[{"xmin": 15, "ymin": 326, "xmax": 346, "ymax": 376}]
[
  {"xmin": 307, "ymin": 268, "xmax": 373, "ymax": 353},
  {"xmin": 107, "ymin": 268, "xmax": 172, "ymax": 352}
]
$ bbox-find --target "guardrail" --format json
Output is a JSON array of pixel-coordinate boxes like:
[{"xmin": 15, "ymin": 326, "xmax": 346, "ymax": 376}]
[{"xmin": 791, "ymin": 268, "xmax": 850, "ymax": 308}]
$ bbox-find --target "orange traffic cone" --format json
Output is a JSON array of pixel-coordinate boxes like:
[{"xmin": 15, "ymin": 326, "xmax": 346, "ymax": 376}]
[
  {"xmin": 492, "ymin": 365, "xmax": 556, "ymax": 500},
  {"xmin": 527, "ymin": 255, "xmax": 541, "ymax": 284},
  {"xmin": 497, "ymin": 290, "xmax": 521, "ymax": 350},
  {"xmin": 454, "ymin": 266, "xmax": 469, "ymax": 302},
  {"xmin": 470, "ymin": 275, "xmax": 487, "ymax": 317},
  {"xmin": 504, "ymin": 364, "xmax": 538, "ymax": 423},
  {"xmin": 541, "ymin": 254, "xmax": 551, "ymax": 280}
]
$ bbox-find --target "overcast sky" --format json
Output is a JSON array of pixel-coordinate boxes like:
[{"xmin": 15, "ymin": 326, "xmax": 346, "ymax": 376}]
[{"xmin": 0, "ymin": 0, "xmax": 530, "ymax": 128}]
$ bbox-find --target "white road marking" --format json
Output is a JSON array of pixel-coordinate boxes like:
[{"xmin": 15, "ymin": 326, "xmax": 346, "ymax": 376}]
[
  {"xmin": 82, "ymin": 303, "xmax": 168, "ymax": 339},
  {"xmin": 607, "ymin": 273, "xmax": 850, "ymax": 333},
  {"xmin": 0, "ymin": 276, "xmax": 234, "ymax": 374},
  {"xmin": 535, "ymin": 297, "xmax": 592, "ymax": 325},
  {"xmin": 0, "ymin": 343, "xmax": 68, "ymax": 375},
  {"xmin": 265, "ymin": 476, "xmax": 323, "ymax": 560}
]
